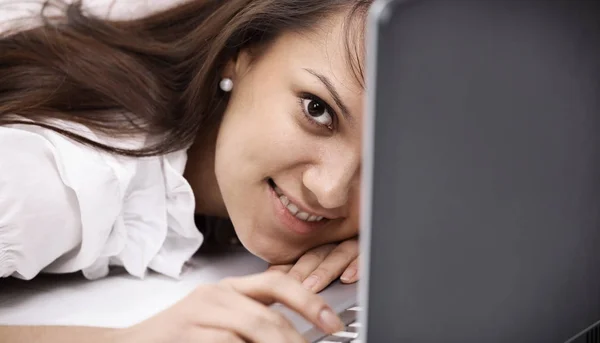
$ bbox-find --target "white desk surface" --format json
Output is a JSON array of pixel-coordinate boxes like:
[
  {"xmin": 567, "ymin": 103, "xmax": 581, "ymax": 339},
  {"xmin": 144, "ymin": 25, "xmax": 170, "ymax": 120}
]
[{"xmin": 0, "ymin": 249, "xmax": 270, "ymax": 328}]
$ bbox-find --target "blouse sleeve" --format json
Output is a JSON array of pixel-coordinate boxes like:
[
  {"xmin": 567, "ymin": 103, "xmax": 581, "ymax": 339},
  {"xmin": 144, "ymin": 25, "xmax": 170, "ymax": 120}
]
[{"xmin": 0, "ymin": 126, "xmax": 82, "ymax": 280}]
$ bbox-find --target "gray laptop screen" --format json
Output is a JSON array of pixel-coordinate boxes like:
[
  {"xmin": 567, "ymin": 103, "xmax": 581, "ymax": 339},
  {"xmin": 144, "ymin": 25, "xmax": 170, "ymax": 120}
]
[{"xmin": 362, "ymin": 0, "xmax": 600, "ymax": 342}]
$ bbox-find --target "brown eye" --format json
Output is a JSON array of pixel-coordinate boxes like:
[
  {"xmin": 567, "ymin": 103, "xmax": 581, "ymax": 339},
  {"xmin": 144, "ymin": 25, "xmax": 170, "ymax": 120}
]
[
  {"xmin": 307, "ymin": 99, "xmax": 325, "ymax": 117},
  {"xmin": 302, "ymin": 98, "xmax": 333, "ymax": 127}
]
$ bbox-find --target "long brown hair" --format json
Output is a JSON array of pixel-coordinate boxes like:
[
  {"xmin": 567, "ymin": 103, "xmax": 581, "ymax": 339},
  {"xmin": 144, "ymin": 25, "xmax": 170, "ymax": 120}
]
[{"xmin": 0, "ymin": 0, "xmax": 371, "ymax": 156}]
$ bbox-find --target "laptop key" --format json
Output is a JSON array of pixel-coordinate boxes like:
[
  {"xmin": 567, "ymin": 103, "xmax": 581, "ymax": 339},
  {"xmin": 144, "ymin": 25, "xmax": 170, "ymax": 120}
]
[
  {"xmin": 317, "ymin": 335, "xmax": 352, "ymax": 342},
  {"xmin": 332, "ymin": 331, "xmax": 359, "ymax": 339},
  {"xmin": 338, "ymin": 309, "xmax": 358, "ymax": 325},
  {"xmin": 343, "ymin": 326, "xmax": 358, "ymax": 333}
]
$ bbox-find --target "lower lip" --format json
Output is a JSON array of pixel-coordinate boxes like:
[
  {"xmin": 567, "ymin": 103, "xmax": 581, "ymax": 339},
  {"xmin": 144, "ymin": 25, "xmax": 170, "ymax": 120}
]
[{"xmin": 269, "ymin": 184, "xmax": 326, "ymax": 235}]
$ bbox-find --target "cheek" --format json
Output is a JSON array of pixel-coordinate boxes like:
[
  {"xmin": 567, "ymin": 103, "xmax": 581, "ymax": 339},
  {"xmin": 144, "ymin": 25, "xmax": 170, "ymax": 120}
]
[{"xmin": 219, "ymin": 118, "xmax": 312, "ymax": 180}]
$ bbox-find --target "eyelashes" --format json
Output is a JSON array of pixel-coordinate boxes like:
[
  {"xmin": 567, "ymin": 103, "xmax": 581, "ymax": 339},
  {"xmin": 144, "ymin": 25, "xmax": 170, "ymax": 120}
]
[{"xmin": 297, "ymin": 92, "xmax": 337, "ymax": 131}]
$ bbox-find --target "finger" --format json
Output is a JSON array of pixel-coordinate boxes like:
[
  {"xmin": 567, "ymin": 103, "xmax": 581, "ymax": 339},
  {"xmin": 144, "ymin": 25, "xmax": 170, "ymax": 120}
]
[
  {"xmin": 287, "ymin": 244, "xmax": 336, "ymax": 283},
  {"xmin": 340, "ymin": 257, "xmax": 359, "ymax": 284},
  {"xmin": 189, "ymin": 327, "xmax": 246, "ymax": 343},
  {"xmin": 189, "ymin": 285, "xmax": 305, "ymax": 343},
  {"xmin": 302, "ymin": 239, "xmax": 359, "ymax": 293},
  {"xmin": 266, "ymin": 264, "xmax": 293, "ymax": 274},
  {"xmin": 220, "ymin": 271, "xmax": 344, "ymax": 334}
]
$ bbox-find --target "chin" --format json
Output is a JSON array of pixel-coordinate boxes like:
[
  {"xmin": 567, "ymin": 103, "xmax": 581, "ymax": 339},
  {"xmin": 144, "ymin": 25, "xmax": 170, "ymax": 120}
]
[{"xmin": 238, "ymin": 235, "xmax": 303, "ymax": 265}]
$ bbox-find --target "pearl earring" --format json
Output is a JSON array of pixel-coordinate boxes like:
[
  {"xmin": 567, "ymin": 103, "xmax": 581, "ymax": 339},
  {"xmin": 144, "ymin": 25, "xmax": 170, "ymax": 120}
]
[{"xmin": 219, "ymin": 78, "xmax": 233, "ymax": 92}]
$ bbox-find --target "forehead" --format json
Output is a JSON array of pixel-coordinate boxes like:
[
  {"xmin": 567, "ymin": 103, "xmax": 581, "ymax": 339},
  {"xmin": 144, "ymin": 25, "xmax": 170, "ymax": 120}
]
[
  {"xmin": 301, "ymin": 11, "xmax": 366, "ymax": 88},
  {"xmin": 259, "ymin": 11, "xmax": 366, "ymax": 102}
]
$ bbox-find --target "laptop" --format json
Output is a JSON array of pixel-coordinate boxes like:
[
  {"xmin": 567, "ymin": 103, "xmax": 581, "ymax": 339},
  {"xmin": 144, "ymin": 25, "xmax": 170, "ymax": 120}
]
[{"xmin": 287, "ymin": 0, "xmax": 600, "ymax": 342}]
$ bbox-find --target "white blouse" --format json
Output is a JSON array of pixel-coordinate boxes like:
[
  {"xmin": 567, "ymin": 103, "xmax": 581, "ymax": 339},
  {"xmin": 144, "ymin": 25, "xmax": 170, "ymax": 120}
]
[{"xmin": 0, "ymin": 120, "xmax": 204, "ymax": 281}]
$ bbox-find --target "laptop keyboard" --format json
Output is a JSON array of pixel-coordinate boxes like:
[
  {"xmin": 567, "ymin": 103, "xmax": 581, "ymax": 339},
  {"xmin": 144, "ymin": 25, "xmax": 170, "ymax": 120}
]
[{"xmin": 312, "ymin": 304, "xmax": 363, "ymax": 343}]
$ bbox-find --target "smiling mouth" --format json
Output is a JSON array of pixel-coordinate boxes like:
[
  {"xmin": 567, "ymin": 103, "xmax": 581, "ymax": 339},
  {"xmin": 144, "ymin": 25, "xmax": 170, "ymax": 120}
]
[{"xmin": 267, "ymin": 178, "xmax": 326, "ymax": 223}]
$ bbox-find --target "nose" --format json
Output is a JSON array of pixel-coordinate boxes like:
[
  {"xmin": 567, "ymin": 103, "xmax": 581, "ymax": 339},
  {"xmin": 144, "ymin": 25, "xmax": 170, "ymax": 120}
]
[{"xmin": 302, "ymin": 148, "xmax": 360, "ymax": 211}]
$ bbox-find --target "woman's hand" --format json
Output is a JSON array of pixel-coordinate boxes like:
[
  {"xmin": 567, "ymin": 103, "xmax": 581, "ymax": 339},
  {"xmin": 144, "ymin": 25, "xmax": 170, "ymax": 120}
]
[
  {"xmin": 118, "ymin": 271, "xmax": 344, "ymax": 343},
  {"xmin": 267, "ymin": 237, "xmax": 359, "ymax": 293}
]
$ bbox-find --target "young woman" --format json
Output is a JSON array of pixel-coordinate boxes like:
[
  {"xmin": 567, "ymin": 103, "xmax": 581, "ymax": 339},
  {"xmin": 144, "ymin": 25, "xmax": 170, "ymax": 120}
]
[{"xmin": 0, "ymin": 0, "xmax": 370, "ymax": 341}]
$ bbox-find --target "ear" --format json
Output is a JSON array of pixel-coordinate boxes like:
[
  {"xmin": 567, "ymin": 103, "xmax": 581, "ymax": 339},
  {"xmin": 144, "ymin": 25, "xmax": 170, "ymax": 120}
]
[{"xmin": 222, "ymin": 49, "xmax": 254, "ymax": 81}]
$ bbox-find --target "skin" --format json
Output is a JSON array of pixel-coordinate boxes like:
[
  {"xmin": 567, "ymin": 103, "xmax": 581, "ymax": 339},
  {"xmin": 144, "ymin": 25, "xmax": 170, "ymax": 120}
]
[{"xmin": 184, "ymin": 10, "xmax": 365, "ymax": 277}]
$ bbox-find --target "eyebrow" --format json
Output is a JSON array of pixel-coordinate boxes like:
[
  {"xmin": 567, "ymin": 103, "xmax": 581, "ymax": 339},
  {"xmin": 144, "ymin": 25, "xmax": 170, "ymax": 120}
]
[{"xmin": 303, "ymin": 68, "xmax": 353, "ymax": 123}]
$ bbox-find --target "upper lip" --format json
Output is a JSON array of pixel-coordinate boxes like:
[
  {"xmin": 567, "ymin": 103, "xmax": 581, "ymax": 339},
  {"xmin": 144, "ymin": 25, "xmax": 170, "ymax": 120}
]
[{"xmin": 272, "ymin": 184, "xmax": 336, "ymax": 220}]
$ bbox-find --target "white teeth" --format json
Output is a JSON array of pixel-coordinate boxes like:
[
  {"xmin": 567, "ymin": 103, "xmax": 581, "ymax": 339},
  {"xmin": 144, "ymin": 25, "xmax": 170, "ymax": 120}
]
[
  {"xmin": 279, "ymin": 195, "xmax": 290, "ymax": 206},
  {"xmin": 274, "ymin": 183, "xmax": 325, "ymax": 222},
  {"xmin": 307, "ymin": 215, "xmax": 319, "ymax": 222},
  {"xmin": 307, "ymin": 215, "xmax": 324, "ymax": 222},
  {"xmin": 286, "ymin": 203, "xmax": 299, "ymax": 215},
  {"xmin": 296, "ymin": 212, "xmax": 310, "ymax": 220}
]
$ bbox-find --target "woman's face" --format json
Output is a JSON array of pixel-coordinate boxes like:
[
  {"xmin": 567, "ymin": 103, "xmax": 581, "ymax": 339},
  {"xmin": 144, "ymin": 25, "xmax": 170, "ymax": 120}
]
[{"xmin": 214, "ymin": 12, "xmax": 365, "ymax": 264}]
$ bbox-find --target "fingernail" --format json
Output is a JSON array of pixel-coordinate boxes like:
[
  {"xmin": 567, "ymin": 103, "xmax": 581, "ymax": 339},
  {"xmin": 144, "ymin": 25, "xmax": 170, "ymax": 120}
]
[
  {"xmin": 319, "ymin": 307, "xmax": 344, "ymax": 333},
  {"xmin": 340, "ymin": 268, "xmax": 357, "ymax": 283},
  {"xmin": 302, "ymin": 275, "xmax": 319, "ymax": 290}
]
